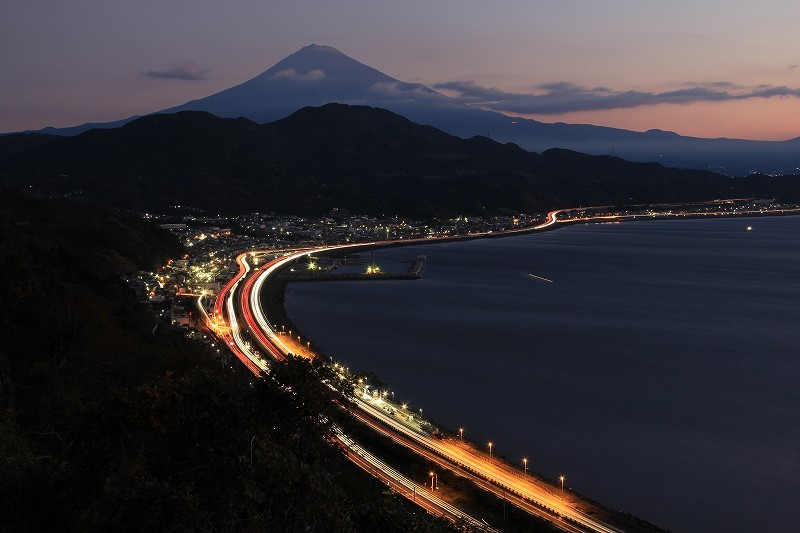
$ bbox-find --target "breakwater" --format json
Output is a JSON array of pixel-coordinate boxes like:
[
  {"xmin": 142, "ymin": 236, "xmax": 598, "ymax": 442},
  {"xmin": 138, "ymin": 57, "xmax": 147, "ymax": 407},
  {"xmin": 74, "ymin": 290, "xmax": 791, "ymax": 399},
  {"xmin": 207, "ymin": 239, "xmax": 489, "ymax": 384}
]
[{"xmin": 283, "ymin": 272, "xmax": 420, "ymax": 282}]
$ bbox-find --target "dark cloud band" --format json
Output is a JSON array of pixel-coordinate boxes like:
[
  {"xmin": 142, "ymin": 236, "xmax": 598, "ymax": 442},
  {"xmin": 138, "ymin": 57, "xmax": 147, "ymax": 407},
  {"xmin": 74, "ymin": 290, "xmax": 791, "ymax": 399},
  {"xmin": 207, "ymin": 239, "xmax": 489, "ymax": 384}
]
[
  {"xmin": 142, "ymin": 61, "xmax": 209, "ymax": 81},
  {"xmin": 433, "ymin": 80, "xmax": 800, "ymax": 115}
]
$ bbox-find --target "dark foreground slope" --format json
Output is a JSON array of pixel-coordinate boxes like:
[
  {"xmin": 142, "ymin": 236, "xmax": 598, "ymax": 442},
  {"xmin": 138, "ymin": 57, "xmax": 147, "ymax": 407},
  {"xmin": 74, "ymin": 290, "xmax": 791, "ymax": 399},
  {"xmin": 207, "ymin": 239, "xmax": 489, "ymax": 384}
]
[
  {"xmin": 0, "ymin": 194, "xmax": 452, "ymax": 532},
  {"xmin": 3, "ymin": 104, "xmax": 800, "ymax": 217}
]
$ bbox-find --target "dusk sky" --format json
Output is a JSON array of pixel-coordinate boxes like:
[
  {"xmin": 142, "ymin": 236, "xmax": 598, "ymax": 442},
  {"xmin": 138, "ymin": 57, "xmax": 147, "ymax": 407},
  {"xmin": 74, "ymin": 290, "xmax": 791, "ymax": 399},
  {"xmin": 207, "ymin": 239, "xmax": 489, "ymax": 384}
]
[{"xmin": 4, "ymin": 0, "xmax": 800, "ymax": 139}]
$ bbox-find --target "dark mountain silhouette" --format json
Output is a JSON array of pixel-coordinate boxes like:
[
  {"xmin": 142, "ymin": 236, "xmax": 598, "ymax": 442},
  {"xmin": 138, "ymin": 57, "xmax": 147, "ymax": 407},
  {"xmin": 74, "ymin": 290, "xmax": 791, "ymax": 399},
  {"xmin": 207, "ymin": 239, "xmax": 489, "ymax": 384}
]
[
  {"xmin": 0, "ymin": 132, "xmax": 59, "ymax": 159},
  {"xmin": 3, "ymin": 104, "xmax": 799, "ymax": 217},
  {"xmin": 10, "ymin": 45, "xmax": 800, "ymax": 176}
]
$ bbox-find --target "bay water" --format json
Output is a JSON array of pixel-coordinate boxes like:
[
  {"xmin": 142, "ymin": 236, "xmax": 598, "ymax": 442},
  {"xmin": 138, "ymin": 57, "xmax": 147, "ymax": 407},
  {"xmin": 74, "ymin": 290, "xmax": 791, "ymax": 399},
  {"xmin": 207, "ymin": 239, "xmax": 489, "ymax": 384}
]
[{"xmin": 282, "ymin": 216, "xmax": 800, "ymax": 531}]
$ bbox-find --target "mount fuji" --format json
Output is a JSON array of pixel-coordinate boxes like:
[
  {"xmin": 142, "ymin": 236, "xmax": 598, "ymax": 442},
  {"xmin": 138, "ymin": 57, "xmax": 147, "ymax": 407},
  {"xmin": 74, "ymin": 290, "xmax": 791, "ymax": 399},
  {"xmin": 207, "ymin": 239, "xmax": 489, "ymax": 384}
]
[
  {"xmin": 24, "ymin": 45, "xmax": 800, "ymax": 175},
  {"xmin": 164, "ymin": 44, "xmax": 452, "ymax": 124}
]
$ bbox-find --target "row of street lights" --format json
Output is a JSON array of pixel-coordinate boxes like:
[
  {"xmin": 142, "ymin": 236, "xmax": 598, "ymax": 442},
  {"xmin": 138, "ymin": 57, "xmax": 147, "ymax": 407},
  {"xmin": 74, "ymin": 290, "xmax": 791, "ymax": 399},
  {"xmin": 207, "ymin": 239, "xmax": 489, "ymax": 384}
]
[
  {"xmin": 273, "ymin": 323, "xmax": 313, "ymax": 353},
  {"xmin": 476, "ymin": 436, "xmax": 565, "ymax": 492},
  {"xmin": 344, "ymin": 366, "xmax": 570, "ymax": 496},
  {"xmin": 456, "ymin": 428, "xmax": 566, "ymax": 489}
]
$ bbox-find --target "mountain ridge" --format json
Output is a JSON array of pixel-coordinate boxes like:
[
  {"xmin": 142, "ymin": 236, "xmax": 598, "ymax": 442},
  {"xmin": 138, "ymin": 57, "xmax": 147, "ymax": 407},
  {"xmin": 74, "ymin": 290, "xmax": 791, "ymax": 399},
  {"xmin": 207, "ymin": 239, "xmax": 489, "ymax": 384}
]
[{"xmin": 4, "ymin": 103, "xmax": 799, "ymax": 217}]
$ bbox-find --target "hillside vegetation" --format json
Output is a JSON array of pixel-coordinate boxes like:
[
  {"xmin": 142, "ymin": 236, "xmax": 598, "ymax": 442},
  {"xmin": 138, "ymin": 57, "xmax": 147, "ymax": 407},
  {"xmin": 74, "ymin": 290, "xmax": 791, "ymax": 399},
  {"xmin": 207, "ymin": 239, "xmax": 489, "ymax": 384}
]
[{"xmin": 0, "ymin": 193, "xmax": 451, "ymax": 531}]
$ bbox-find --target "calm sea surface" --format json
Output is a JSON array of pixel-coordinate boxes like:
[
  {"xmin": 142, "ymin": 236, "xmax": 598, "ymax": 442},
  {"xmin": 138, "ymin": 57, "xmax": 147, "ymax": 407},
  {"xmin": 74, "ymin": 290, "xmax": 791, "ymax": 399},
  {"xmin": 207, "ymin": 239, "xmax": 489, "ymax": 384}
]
[{"xmin": 282, "ymin": 216, "xmax": 800, "ymax": 532}]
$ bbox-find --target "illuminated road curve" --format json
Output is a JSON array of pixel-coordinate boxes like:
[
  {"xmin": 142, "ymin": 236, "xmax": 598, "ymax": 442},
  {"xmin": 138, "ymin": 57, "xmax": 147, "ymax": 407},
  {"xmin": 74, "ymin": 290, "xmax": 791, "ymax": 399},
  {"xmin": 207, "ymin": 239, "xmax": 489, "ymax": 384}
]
[
  {"xmin": 238, "ymin": 228, "xmax": 624, "ymax": 533},
  {"xmin": 220, "ymin": 202, "xmax": 800, "ymax": 532},
  {"xmin": 351, "ymin": 396, "xmax": 620, "ymax": 533},
  {"xmin": 216, "ymin": 250, "xmax": 491, "ymax": 527},
  {"xmin": 241, "ymin": 205, "xmax": 576, "ymax": 359},
  {"xmin": 212, "ymin": 253, "xmax": 266, "ymax": 375},
  {"xmin": 346, "ymin": 405, "xmax": 587, "ymax": 533},
  {"xmin": 332, "ymin": 423, "xmax": 494, "ymax": 530}
]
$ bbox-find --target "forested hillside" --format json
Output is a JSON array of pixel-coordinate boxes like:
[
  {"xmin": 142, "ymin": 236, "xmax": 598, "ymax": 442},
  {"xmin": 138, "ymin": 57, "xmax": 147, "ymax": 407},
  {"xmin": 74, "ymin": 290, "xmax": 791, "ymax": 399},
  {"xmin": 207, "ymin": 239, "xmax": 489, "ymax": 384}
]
[{"xmin": 0, "ymin": 193, "xmax": 451, "ymax": 531}]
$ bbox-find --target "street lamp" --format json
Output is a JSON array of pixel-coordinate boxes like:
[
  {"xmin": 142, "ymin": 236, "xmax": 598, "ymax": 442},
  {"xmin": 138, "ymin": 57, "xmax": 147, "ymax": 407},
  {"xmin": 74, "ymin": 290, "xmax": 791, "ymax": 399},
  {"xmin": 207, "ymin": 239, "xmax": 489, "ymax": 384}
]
[
  {"xmin": 429, "ymin": 471, "xmax": 437, "ymax": 492},
  {"xmin": 488, "ymin": 441, "xmax": 493, "ymax": 460},
  {"xmin": 560, "ymin": 475, "xmax": 565, "ymax": 492},
  {"xmin": 523, "ymin": 457, "xmax": 528, "ymax": 480},
  {"xmin": 459, "ymin": 428, "xmax": 464, "ymax": 441}
]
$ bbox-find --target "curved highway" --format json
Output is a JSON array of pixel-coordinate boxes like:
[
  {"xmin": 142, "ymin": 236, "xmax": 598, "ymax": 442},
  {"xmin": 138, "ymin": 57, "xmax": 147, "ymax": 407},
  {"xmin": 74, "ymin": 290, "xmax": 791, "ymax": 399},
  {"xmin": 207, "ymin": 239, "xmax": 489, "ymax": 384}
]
[
  {"xmin": 212, "ymin": 202, "xmax": 800, "ymax": 531},
  {"xmin": 214, "ymin": 250, "xmax": 494, "ymax": 528},
  {"xmin": 332, "ymin": 423, "xmax": 495, "ymax": 530},
  {"xmin": 219, "ymin": 206, "xmax": 632, "ymax": 533},
  {"xmin": 224, "ymin": 207, "xmax": 625, "ymax": 532}
]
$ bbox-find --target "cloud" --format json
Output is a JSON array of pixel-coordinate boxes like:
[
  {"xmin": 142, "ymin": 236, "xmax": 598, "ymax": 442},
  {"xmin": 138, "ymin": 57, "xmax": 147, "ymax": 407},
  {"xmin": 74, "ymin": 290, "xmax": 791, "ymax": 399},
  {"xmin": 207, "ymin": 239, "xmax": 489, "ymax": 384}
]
[
  {"xmin": 141, "ymin": 61, "xmax": 209, "ymax": 81},
  {"xmin": 433, "ymin": 80, "xmax": 800, "ymax": 115},
  {"xmin": 698, "ymin": 81, "xmax": 741, "ymax": 89},
  {"xmin": 368, "ymin": 81, "xmax": 439, "ymax": 99},
  {"xmin": 790, "ymin": 64, "xmax": 799, "ymax": 70},
  {"xmin": 269, "ymin": 68, "xmax": 325, "ymax": 81}
]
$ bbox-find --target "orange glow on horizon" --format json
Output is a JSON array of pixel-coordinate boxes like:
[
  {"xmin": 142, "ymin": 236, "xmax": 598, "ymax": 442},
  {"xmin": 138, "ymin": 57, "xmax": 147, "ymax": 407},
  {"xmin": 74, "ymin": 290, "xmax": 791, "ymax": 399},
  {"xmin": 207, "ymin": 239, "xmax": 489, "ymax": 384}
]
[{"xmin": 521, "ymin": 98, "xmax": 800, "ymax": 141}]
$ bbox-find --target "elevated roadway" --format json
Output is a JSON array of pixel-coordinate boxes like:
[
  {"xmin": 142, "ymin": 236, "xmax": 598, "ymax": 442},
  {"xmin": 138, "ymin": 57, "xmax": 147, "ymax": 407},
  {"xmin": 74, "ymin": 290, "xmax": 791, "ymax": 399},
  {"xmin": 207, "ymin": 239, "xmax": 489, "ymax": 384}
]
[
  {"xmin": 215, "ymin": 251, "xmax": 493, "ymax": 528},
  {"xmin": 227, "ymin": 212, "xmax": 625, "ymax": 532}
]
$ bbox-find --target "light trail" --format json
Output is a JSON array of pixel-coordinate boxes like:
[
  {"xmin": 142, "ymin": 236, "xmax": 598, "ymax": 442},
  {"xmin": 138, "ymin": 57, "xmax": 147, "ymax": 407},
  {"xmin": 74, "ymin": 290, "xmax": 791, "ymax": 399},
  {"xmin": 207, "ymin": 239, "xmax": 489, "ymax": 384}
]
[
  {"xmin": 240, "ymin": 256, "xmax": 287, "ymax": 362},
  {"xmin": 332, "ymin": 423, "xmax": 495, "ymax": 530},
  {"xmin": 236, "ymin": 240, "xmax": 622, "ymax": 533},
  {"xmin": 248, "ymin": 246, "xmax": 359, "ymax": 359},
  {"xmin": 213, "ymin": 252, "xmax": 248, "ymax": 323},
  {"xmin": 224, "ymin": 256, "xmax": 269, "ymax": 374},
  {"xmin": 241, "ymin": 207, "xmax": 576, "ymax": 356},
  {"xmin": 346, "ymin": 405, "xmax": 586, "ymax": 533},
  {"xmin": 195, "ymin": 293, "xmax": 212, "ymax": 328},
  {"xmin": 219, "ymin": 201, "xmax": 797, "ymax": 532},
  {"xmin": 351, "ymin": 396, "xmax": 621, "ymax": 533},
  {"xmin": 216, "ymin": 247, "xmax": 491, "ymax": 527}
]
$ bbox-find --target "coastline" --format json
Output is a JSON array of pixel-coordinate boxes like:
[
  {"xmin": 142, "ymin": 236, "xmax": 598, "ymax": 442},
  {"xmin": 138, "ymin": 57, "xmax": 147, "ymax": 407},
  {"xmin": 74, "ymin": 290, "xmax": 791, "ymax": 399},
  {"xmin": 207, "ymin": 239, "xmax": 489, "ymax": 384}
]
[
  {"xmin": 252, "ymin": 207, "xmax": 799, "ymax": 531},
  {"xmin": 332, "ymin": 204, "xmax": 800, "ymax": 254},
  {"xmin": 275, "ymin": 211, "xmax": 800, "ymax": 531},
  {"xmin": 263, "ymin": 205, "xmax": 800, "ymax": 359}
]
